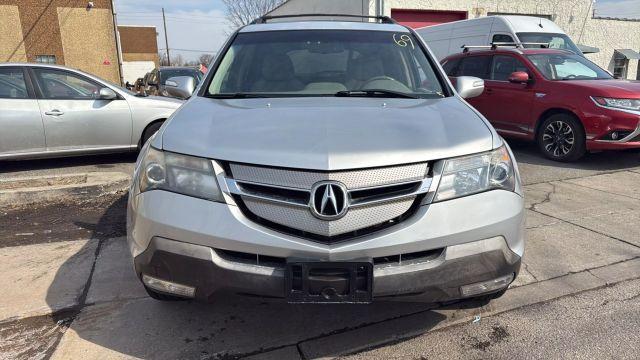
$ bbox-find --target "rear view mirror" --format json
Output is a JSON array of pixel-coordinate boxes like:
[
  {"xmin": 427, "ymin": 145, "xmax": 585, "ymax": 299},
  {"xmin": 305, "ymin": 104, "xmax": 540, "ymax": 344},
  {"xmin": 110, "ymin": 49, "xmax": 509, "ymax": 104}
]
[
  {"xmin": 164, "ymin": 76, "xmax": 195, "ymax": 99},
  {"xmin": 508, "ymin": 71, "xmax": 530, "ymax": 84},
  {"xmin": 454, "ymin": 76, "xmax": 484, "ymax": 99},
  {"xmin": 98, "ymin": 87, "xmax": 117, "ymax": 100}
]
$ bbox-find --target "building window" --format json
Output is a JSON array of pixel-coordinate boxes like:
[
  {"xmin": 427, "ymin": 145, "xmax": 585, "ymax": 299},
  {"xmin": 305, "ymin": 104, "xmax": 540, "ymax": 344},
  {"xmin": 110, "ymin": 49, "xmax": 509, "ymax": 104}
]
[
  {"xmin": 613, "ymin": 58, "xmax": 628, "ymax": 79},
  {"xmin": 35, "ymin": 55, "xmax": 56, "ymax": 64}
]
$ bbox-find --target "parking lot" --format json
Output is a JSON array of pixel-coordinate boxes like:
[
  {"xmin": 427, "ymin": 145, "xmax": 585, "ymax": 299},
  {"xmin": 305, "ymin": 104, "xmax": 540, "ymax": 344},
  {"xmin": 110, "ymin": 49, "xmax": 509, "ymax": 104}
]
[{"xmin": 1, "ymin": 141, "xmax": 639, "ymax": 359}]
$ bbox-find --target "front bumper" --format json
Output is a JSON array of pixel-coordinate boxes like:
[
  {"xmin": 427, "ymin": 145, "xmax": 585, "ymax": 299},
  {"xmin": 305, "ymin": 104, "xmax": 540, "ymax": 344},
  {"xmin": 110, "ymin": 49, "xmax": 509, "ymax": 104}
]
[
  {"xmin": 128, "ymin": 189, "xmax": 524, "ymax": 302},
  {"xmin": 585, "ymin": 106, "xmax": 640, "ymax": 150}
]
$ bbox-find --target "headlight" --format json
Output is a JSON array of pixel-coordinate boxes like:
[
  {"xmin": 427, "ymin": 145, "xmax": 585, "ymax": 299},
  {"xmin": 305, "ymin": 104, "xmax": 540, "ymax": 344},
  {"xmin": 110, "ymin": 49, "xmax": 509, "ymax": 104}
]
[
  {"xmin": 434, "ymin": 146, "xmax": 515, "ymax": 202},
  {"xmin": 592, "ymin": 97, "xmax": 640, "ymax": 112},
  {"xmin": 138, "ymin": 146, "xmax": 223, "ymax": 202}
]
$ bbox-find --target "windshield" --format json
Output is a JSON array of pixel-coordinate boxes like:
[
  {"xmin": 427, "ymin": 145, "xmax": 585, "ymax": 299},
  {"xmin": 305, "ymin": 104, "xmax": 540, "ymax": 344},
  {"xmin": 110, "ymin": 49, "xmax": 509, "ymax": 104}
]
[
  {"xmin": 206, "ymin": 30, "xmax": 445, "ymax": 98},
  {"xmin": 527, "ymin": 53, "xmax": 612, "ymax": 80},
  {"xmin": 160, "ymin": 69, "xmax": 202, "ymax": 85},
  {"xmin": 517, "ymin": 32, "xmax": 582, "ymax": 55}
]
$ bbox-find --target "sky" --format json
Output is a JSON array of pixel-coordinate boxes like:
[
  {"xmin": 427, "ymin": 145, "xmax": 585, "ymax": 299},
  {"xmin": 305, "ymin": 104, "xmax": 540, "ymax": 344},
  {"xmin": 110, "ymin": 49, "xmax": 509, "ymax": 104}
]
[
  {"xmin": 114, "ymin": 0, "xmax": 640, "ymax": 62},
  {"xmin": 115, "ymin": 0, "xmax": 231, "ymax": 63}
]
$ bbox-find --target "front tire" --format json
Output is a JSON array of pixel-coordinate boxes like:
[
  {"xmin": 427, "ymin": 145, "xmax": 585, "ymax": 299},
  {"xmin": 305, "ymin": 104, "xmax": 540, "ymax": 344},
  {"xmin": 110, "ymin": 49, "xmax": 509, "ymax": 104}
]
[
  {"xmin": 140, "ymin": 121, "xmax": 164, "ymax": 148},
  {"xmin": 536, "ymin": 114, "xmax": 586, "ymax": 162}
]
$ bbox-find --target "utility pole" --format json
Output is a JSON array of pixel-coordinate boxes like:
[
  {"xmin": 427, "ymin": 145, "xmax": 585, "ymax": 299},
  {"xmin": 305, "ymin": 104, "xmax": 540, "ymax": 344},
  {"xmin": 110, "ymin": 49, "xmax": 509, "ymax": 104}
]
[
  {"xmin": 111, "ymin": 0, "xmax": 124, "ymax": 85},
  {"xmin": 162, "ymin": 7, "xmax": 171, "ymax": 66}
]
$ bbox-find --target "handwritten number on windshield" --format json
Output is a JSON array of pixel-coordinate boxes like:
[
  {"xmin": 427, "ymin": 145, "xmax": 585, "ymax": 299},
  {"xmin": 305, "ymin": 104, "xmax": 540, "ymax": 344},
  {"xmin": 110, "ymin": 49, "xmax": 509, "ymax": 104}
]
[{"xmin": 393, "ymin": 34, "xmax": 415, "ymax": 49}]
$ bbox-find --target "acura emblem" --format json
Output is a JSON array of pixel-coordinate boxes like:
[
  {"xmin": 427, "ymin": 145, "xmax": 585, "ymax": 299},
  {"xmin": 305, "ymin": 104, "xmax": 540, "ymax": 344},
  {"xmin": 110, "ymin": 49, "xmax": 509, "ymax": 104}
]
[{"xmin": 309, "ymin": 181, "xmax": 349, "ymax": 220}]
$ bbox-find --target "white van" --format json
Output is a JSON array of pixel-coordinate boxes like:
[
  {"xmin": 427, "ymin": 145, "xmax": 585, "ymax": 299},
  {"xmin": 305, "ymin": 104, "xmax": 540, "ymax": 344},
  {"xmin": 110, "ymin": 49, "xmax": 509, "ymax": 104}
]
[{"xmin": 416, "ymin": 15, "xmax": 583, "ymax": 60}]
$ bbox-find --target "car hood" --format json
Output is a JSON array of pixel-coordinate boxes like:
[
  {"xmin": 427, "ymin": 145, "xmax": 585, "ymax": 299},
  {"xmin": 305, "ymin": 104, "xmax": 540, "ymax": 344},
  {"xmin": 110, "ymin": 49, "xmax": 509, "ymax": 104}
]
[
  {"xmin": 129, "ymin": 94, "xmax": 184, "ymax": 109},
  {"xmin": 562, "ymin": 79, "xmax": 640, "ymax": 97},
  {"xmin": 161, "ymin": 96, "xmax": 494, "ymax": 170}
]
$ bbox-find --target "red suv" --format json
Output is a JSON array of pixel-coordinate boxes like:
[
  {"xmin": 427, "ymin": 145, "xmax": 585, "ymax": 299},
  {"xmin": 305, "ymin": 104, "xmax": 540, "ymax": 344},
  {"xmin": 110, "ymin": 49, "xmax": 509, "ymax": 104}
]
[{"xmin": 442, "ymin": 48, "xmax": 640, "ymax": 161}]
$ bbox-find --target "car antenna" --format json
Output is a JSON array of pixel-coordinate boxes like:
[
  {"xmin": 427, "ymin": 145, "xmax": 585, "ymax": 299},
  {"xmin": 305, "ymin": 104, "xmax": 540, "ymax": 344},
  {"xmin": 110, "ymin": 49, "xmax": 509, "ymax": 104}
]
[{"xmin": 538, "ymin": 17, "xmax": 544, "ymax": 28}]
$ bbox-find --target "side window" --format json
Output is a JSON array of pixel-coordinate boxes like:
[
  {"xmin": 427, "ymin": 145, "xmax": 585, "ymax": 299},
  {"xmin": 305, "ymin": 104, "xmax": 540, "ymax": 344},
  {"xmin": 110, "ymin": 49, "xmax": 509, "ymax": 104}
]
[
  {"xmin": 492, "ymin": 34, "xmax": 514, "ymax": 44},
  {"xmin": 458, "ymin": 56, "xmax": 491, "ymax": 79},
  {"xmin": 491, "ymin": 55, "xmax": 530, "ymax": 81},
  {"xmin": 0, "ymin": 68, "xmax": 29, "ymax": 99},
  {"xmin": 442, "ymin": 58, "xmax": 460, "ymax": 76},
  {"xmin": 34, "ymin": 69, "xmax": 100, "ymax": 100}
]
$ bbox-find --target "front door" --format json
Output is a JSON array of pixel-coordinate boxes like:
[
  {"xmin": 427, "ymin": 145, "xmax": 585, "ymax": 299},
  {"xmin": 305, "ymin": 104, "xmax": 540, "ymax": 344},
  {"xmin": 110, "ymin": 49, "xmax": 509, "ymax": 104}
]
[
  {"xmin": 30, "ymin": 67, "xmax": 132, "ymax": 152},
  {"xmin": 0, "ymin": 67, "xmax": 45, "ymax": 156},
  {"xmin": 482, "ymin": 55, "xmax": 535, "ymax": 135}
]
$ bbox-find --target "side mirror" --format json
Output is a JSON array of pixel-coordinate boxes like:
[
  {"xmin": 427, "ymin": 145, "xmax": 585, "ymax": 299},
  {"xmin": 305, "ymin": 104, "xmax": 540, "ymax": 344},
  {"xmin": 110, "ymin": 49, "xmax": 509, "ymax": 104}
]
[
  {"xmin": 508, "ymin": 71, "xmax": 530, "ymax": 84},
  {"xmin": 164, "ymin": 76, "xmax": 195, "ymax": 99},
  {"xmin": 454, "ymin": 76, "xmax": 484, "ymax": 99},
  {"xmin": 98, "ymin": 87, "xmax": 117, "ymax": 100}
]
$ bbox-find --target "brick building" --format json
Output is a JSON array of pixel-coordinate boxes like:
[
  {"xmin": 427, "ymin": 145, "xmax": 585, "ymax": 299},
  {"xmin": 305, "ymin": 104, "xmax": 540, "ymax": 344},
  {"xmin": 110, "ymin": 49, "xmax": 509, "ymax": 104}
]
[
  {"xmin": 269, "ymin": 0, "xmax": 640, "ymax": 80},
  {"xmin": 0, "ymin": 0, "xmax": 121, "ymax": 83},
  {"xmin": 118, "ymin": 25, "xmax": 159, "ymax": 84}
]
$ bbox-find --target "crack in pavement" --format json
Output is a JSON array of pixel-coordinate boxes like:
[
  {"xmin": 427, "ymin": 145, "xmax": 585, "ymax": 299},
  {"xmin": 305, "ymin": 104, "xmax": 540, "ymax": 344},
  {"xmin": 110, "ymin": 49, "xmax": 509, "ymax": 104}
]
[
  {"xmin": 521, "ymin": 261, "xmax": 539, "ymax": 282},
  {"xmin": 528, "ymin": 207, "xmax": 640, "ymax": 250},
  {"xmin": 559, "ymin": 178, "xmax": 640, "ymax": 201},
  {"xmin": 523, "ymin": 167, "xmax": 640, "ymax": 187},
  {"xmin": 527, "ymin": 183, "xmax": 557, "ymax": 211}
]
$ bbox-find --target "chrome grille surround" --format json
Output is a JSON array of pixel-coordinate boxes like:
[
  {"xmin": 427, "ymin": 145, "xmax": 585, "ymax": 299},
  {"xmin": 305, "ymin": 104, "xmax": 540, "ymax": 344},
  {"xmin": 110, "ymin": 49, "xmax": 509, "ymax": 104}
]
[
  {"xmin": 224, "ymin": 162, "xmax": 432, "ymax": 240},
  {"xmin": 229, "ymin": 162, "xmax": 429, "ymax": 189}
]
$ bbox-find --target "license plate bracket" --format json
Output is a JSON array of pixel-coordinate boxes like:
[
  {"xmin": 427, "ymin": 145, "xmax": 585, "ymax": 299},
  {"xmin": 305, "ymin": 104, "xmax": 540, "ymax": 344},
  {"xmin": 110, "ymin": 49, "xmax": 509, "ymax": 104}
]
[{"xmin": 285, "ymin": 262, "xmax": 373, "ymax": 304}]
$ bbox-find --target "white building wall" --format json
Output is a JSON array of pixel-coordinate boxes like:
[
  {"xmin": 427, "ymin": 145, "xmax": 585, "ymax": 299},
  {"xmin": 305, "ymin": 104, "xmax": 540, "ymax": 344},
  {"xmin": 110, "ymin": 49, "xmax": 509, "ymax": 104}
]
[{"xmin": 382, "ymin": 0, "xmax": 640, "ymax": 79}]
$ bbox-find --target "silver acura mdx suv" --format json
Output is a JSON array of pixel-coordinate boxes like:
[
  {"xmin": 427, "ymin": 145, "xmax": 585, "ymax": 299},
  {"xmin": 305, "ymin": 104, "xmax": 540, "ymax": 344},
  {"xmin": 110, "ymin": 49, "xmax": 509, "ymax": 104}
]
[{"xmin": 127, "ymin": 15, "xmax": 525, "ymax": 304}]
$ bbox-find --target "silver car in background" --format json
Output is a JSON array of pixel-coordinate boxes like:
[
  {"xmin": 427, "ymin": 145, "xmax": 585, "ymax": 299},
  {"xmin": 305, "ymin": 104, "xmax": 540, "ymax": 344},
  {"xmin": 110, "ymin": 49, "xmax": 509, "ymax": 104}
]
[
  {"xmin": 128, "ymin": 16, "xmax": 525, "ymax": 304},
  {"xmin": 0, "ymin": 63, "xmax": 183, "ymax": 160}
]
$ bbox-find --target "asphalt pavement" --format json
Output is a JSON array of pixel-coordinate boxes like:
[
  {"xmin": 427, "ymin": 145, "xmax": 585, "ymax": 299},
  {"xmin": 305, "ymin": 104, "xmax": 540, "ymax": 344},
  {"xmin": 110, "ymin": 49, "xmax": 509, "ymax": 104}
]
[{"xmin": 0, "ymin": 140, "xmax": 639, "ymax": 359}]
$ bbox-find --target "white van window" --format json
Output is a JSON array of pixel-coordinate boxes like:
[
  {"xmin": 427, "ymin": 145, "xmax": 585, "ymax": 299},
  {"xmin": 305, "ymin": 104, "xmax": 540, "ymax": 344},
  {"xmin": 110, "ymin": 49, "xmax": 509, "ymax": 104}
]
[
  {"xmin": 517, "ymin": 33, "xmax": 581, "ymax": 55},
  {"xmin": 492, "ymin": 34, "xmax": 514, "ymax": 44}
]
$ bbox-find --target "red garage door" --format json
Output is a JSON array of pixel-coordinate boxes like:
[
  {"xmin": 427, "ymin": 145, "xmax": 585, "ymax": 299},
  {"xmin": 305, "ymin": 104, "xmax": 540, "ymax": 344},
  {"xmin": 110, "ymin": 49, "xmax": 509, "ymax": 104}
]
[{"xmin": 391, "ymin": 9, "xmax": 467, "ymax": 29}]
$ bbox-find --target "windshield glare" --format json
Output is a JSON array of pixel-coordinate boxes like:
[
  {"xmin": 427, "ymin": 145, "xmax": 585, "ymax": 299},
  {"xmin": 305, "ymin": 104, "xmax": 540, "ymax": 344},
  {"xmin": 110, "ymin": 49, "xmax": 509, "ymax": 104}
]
[
  {"xmin": 527, "ymin": 54, "xmax": 612, "ymax": 80},
  {"xmin": 207, "ymin": 30, "xmax": 445, "ymax": 98},
  {"xmin": 517, "ymin": 32, "xmax": 582, "ymax": 55}
]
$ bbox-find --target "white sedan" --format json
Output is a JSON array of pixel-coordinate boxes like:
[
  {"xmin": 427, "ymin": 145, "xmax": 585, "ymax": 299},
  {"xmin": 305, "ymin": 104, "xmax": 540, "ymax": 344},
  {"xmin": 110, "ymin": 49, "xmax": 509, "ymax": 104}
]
[{"xmin": 0, "ymin": 63, "xmax": 184, "ymax": 160}]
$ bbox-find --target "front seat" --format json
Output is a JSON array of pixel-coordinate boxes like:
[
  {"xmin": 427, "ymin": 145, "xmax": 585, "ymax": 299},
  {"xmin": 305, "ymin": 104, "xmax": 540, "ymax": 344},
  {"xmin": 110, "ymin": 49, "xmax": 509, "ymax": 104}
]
[
  {"xmin": 252, "ymin": 53, "xmax": 304, "ymax": 92},
  {"xmin": 345, "ymin": 56, "xmax": 385, "ymax": 90}
]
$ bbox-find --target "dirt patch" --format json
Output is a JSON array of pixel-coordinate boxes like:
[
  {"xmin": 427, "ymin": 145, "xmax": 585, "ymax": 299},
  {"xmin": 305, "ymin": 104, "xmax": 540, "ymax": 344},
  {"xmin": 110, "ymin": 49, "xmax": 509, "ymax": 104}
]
[
  {"xmin": 0, "ymin": 191, "xmax": 128, "ymax": 248},
  {"xmin": 0, "ymin": 175, "xmax": 87, "ymax": 191},
  {"xmin": 0, "ymin": 312, "xmax": 74, "ymax": 360}
]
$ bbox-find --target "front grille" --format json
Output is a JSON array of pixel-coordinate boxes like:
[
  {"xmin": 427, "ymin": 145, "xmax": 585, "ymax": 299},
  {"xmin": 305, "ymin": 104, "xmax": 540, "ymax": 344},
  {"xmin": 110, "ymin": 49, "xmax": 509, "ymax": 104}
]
[
  {"xmin": 243, "ymin": 196, "xmax": 415, "ymax": 238},
  {"xmin": 226, "ymin": 162, "xmax": 431, "ymax": 243}
]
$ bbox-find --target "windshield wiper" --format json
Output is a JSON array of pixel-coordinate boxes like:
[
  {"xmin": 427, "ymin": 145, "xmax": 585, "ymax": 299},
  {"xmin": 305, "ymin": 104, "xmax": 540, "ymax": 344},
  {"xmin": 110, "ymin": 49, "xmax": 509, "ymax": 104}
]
[
  {"xmin": 206, "ymin": 93, "xmax": 269, "ymax": 99},
  {"xmin": 335, "ymin": 89, "xmax": 419, "ymax": 99}
]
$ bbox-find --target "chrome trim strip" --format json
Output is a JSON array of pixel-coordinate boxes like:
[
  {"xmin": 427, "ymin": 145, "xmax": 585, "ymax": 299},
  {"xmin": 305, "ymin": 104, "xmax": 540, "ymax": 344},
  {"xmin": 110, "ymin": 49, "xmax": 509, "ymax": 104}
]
[
  {"xmin": 349, "ymin": 178, "xmax": 432, "ymax": 208},
  {"xmin": 225, "ymin": 176, "xmax": 434, "ymax": 209},
  {"xmin": 225, "ymin": 178, "xmax": 308, "ymax": 208}
]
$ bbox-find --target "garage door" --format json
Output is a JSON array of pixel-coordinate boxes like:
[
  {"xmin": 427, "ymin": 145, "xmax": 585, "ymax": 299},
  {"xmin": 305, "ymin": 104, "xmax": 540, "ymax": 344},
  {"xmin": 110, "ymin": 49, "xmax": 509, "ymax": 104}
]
[{"xmin": 391, "ymin": 9, "xmax": 467, "ymax": 28}]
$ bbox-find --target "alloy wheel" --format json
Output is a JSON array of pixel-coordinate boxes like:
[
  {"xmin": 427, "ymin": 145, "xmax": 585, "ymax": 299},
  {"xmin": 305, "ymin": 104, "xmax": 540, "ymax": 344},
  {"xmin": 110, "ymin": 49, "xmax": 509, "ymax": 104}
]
[{"xmin": 542, "ymin": 120, "xmax": 575, "ymax": 157}]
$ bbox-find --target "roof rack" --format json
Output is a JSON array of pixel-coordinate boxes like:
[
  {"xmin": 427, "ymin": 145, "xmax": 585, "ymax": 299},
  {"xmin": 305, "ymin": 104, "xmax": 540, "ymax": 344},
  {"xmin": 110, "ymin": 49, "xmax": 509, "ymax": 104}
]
[
  {"xmin": 461, "ymin": 42, "xmax": 550, "ymax": 53},
  {"xmin": 251, "ymin": 14, "xmax": 398, "ymax": 25}
]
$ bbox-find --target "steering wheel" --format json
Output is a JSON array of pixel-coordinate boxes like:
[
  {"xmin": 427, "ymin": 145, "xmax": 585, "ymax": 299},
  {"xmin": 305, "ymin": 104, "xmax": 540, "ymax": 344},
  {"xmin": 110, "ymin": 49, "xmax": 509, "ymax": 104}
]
[{"xmin": 359, "ymin": 76, "xmax": 412, "ymax": 93}]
